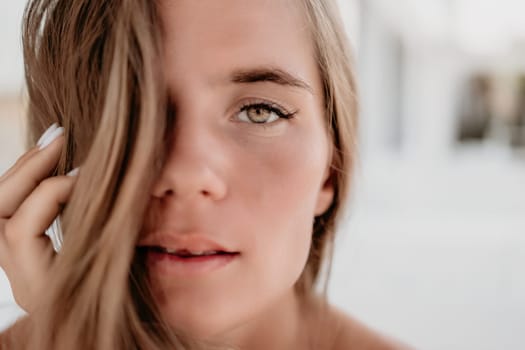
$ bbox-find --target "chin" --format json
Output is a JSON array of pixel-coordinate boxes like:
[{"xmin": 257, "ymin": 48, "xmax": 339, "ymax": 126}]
[{"xmin": 160, "ymin": 301, "xmax": 242, "ymax": 341}]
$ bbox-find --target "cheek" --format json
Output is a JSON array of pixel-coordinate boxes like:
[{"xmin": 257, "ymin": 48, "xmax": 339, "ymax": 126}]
[
  {"xmin": 147, "ymin": 121, "xmax": 331, "ymax": 337},
  {"xmin": 232, "ymin": 122, "xmax": 330, "ymax": 286},
  {"xmin": 233, "ymin": 121, "xmax": 329, "ymax": 214}
]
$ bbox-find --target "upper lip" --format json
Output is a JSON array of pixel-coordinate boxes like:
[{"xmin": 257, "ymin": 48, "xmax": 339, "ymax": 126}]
[{"xmin": 137, "ymin": 231, "xmax": 237, "ymax": 253}]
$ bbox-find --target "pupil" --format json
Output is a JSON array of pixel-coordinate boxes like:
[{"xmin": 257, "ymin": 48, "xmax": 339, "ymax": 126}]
[{"xmin": 248, "ymin": 107, "xmax": 268, "ymax": 122}]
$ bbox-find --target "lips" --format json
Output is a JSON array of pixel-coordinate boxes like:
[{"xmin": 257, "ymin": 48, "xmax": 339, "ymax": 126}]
[
  {"xmin": 137, "ymin": 231, "xmax": 239, "ymax": 255},
  {"xmin": 148, "ymin": 246, "xmax": 236, "ymax": 258},
  {"xmin": 137, "ymin": 231, "xmax": 240, "ymax": 276}
]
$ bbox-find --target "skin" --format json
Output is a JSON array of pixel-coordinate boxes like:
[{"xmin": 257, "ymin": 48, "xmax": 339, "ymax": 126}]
[
  {"xmin": 0, "ymin": 133, "xmax": 75, "ymax": 312},
  {"xmin": 140, "ymin": 0, "xmax": 334, "ymax": 348},
  {"xmin": 0, "ymin": 0, "xmax": 410, "ymax": 349}
]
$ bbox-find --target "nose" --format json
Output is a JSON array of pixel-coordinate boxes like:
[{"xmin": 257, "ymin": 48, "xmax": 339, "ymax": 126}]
[{"xmin": 151, "ymin": 118, "xmax": 228, "ymax": 202}]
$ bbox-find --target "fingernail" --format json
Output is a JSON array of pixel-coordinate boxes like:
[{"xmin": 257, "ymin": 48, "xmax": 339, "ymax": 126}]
[
  {"xmin": 45, "ymin": 216, "xmax": 63, "ymax": 253},
  {"xmin": 36, "ymin": 123, "xmax": 59, "ymax": 147},
  {"xmin": 66, "ymin": 167, "xmax": 80, "ymax": 177},
  {"xmin": 38, "ymin": 126, "xmax": 64, "ymax": 150}
]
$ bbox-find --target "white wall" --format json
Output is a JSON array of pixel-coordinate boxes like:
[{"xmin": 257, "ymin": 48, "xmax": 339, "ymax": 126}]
[
  {"xmin": 0, "ymin": 1, "xmax": 26, "ymax": 94},
  {"xmin": 332, "ymin": 1, "xmax": 525, "ymax": 349},
  {"xmin": 0, "ymin": 1, "xmax": 27, "ymax": 315},
  {"xmin": 358, "ymin": 3, "xmax": 403, "ymax": 157},
  {"xmin": 400, "ymin": 45, "xmax": 462, "ymax": 163}
]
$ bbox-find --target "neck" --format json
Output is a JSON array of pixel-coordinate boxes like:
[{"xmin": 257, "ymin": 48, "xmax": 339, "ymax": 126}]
[{"xmin": 215, "ymin": 289, "xmax": 310, "ymax": 350}]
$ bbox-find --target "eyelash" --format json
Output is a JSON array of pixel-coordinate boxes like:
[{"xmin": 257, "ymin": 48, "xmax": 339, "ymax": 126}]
[{"xmin": 236, "ymin": 100, "xmax": 298, "ymax": 124}]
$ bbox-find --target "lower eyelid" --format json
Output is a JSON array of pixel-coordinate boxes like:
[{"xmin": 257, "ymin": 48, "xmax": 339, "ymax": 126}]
[{"xmin": 234, "ymin": 121, "xmax": 286, "ymax": 136}]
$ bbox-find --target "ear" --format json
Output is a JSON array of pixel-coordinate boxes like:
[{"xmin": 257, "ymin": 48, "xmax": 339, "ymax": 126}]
[{"xmin": 314, "ymin": 165, "xmax": 335, "ymax": 216}]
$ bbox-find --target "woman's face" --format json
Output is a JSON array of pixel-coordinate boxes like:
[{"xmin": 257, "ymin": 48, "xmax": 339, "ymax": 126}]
[{"xmin": 139, "ymin": 0, "xmax": 334, "ymax": 340}]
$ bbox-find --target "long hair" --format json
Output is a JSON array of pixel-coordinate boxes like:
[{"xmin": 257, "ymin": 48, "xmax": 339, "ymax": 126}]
[
  {"xmin": 296, "ymin": 0, "xmax": 358, "ymax": 293},
  {"xmin": 19, "ymin": 0, "xmax": 186, "ymax": 348},
  {"xmin": 4, "ymin": 0, "xmax": 358, "ymax": 348}
]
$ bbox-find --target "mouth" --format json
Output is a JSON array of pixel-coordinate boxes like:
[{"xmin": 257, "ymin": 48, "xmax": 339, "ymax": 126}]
[
  {"xmin": 143, "ymin": 246, "xmax": 240, "ymax": 259},
  {"xmin": 137, "ymin": 246, "xmax": 240, "ymax": 277}
]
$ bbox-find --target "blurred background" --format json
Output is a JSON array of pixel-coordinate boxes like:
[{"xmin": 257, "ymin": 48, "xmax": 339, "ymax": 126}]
[{"xmin": 1, "ymin": 0, "xmax": 524, "ymax": 349}]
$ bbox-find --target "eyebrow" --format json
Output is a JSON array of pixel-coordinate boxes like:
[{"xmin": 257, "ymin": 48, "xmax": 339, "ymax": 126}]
[{"xmin": 230, "ymin": 66, "xmax": 313, "ymax": 94}]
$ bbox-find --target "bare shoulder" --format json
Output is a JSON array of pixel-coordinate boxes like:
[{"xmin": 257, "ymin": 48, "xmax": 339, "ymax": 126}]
[{"xmin": 328, "ymin": 306, "xmax": 413, "ymax": 350}]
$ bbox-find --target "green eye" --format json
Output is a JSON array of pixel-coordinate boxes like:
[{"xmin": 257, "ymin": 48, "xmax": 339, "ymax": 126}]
[
  {"xmin": 236, "ymin": 102, "xmax": 297, "ymax": 124},
  {"xmin": 239, "ymin": 105, "xmax": 278, "ymax": 124}
]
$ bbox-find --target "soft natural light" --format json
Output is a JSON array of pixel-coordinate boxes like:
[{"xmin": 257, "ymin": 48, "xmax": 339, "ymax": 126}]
[{"xmin": 1, "ymin": 1, "xmax": 524, "ymax": 349}]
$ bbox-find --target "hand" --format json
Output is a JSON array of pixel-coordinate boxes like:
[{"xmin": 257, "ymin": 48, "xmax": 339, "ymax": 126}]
[{"xmin": 0, "ymin": 123, "xmax": 78, "ymax": 312}]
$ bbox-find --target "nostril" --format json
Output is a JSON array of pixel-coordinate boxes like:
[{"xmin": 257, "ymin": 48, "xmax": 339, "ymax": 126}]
[{"xmin": 151, "ymin": 165, "xmax": 227, "ymax": 200}]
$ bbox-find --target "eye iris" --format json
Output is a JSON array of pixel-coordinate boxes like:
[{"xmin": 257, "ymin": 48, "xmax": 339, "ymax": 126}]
[{"xmin": 247, "ymin": 106, "xmax": 271, "ymax": 123}]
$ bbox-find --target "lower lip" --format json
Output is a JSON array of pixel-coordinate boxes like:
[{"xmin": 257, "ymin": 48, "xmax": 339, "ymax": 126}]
[{"xmin": 145, "ymin": 250, "xmax": 239, "ymax": 277}]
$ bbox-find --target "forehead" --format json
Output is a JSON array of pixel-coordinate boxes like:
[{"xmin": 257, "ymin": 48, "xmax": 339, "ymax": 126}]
[{"xmin": 157, "ymin": 0, "xmax": 318, "ymax": 92}]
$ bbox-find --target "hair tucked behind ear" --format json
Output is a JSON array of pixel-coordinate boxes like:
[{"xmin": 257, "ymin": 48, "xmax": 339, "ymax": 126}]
[{"xmin": 8, "ymin": 0, "xmax": 201, "ymax": 348}]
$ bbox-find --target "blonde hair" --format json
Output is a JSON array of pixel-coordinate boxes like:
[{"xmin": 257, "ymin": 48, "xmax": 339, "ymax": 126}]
[
  {"xmin": 5, "ymin": 0, "xmax": 357, "ymax": 348},
  {"xmin": 297, "ymin": 0, "xmax": 358, "ymax": 293}
]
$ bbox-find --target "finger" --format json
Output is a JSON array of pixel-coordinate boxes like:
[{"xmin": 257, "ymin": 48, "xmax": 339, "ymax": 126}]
[
  {"xmin": 0, "ymin": 147, "xmax": 40, "ymax": 182},
  {"xmin": 0, "ymin": 219, "xmax": 51, "ymax": 274},
  {"xmin": 0, "ymin": 218, "xmax": 55, "ymax": 313},
  {"xmin": 5, "ymin": 175, "xmax": 77, "ymax": 245},
  {"xmin": 0, "ymin": 130, "xmax": 64, "ymax": 218}
]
